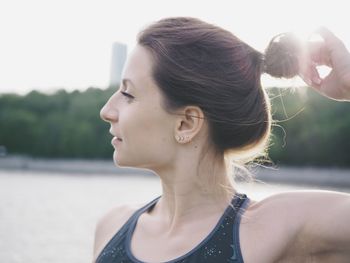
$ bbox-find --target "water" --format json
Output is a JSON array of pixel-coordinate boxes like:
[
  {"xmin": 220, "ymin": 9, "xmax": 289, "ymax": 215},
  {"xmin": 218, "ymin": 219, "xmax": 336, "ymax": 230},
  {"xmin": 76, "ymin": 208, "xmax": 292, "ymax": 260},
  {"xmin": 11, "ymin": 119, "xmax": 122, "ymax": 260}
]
[{"xmin": 0, "ymin": 170, "xmax": 349, "ymax": 263}]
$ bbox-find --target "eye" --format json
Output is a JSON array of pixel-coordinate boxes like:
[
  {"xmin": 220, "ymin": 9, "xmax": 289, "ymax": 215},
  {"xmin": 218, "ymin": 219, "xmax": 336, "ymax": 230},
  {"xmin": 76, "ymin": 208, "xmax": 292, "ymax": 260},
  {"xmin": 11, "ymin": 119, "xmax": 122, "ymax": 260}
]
[{"xmin": 121, "ymin": 91, "xmax": 135, "ymax": 100}]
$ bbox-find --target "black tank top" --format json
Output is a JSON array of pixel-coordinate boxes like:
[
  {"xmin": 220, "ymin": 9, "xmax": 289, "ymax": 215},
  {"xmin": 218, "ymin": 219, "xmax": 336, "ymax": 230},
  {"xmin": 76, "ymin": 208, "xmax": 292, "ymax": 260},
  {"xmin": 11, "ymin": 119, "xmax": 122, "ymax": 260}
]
[{"xmin": 96, "ymin": 193, "xmax": 249, "ymax": 263}]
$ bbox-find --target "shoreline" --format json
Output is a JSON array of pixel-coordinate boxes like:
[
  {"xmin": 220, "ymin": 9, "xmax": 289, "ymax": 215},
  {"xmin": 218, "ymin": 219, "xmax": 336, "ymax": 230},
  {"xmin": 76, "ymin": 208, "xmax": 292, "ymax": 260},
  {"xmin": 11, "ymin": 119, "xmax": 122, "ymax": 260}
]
[
  {"xmin": 0, "ymin": 155, "xmax": 152, "ymax": 176},
  {"xmin": 0, "ymin": 156, "xmax": 350, "ymax": 188}
]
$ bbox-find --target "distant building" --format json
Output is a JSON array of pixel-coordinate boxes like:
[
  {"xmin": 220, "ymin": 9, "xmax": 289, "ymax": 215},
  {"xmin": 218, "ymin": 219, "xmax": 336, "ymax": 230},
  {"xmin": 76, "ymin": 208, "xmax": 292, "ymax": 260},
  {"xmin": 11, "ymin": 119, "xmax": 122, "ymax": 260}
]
[{"xmin": 109, "ymin": 42, "xmax": 127, "ymax": 88}]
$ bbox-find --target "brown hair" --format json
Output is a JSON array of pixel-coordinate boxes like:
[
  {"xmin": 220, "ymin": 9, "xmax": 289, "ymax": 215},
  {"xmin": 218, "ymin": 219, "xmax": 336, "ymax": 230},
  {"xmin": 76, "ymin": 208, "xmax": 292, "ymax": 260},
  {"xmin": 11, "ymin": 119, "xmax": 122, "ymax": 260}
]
[
  {"xmin": 137, "ymin": 17, "xmax": 298, "ymax": 168},
  {"xmin": 264, "ymin": 32, "xmax": 303, "ymax": 78}
]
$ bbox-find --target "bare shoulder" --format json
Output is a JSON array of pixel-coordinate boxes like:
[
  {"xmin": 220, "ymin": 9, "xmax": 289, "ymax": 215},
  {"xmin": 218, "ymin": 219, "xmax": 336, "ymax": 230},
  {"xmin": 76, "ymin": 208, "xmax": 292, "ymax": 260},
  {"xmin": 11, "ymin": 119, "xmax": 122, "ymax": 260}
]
[
  {"xmin": 92, "ymin": 202, "xmax": 145, "ymax": 262},
  {"xmin": 253, "ymin": 189, "xmax": 349, "ymax": 216},
  {"xmin": 247, "ymin": 189, "xmax": 349, "ymax": 215},
  {"xmin": 244, "ymin": 189, "xmax": 349, "ymax": 232},
  {"xmin": 242, "ymin": 191, "xmax": 316, "ymax": 241}
]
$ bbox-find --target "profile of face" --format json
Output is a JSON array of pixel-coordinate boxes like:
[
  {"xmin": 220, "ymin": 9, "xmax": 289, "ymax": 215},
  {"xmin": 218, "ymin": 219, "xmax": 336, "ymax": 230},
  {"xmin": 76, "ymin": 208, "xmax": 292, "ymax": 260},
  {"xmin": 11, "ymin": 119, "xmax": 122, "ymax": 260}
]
[{"xmin": 100, "ymin": 45, "xmax": 177, "ymax": 170}]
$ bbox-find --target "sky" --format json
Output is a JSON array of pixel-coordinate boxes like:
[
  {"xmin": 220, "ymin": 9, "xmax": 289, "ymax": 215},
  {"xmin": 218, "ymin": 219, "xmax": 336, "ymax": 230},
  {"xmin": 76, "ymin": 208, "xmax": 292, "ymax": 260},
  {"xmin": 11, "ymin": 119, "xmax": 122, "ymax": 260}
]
[{"xmin": 0, "ymin": 0, "xmax": 349, "ymax": 95}]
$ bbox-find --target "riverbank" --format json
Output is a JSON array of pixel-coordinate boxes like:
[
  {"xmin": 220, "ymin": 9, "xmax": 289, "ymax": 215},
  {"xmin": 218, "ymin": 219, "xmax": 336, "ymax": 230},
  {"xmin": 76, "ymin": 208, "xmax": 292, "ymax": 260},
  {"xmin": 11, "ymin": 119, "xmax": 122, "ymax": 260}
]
[{"xmin": 0, "ymin": 155, "xmax": 349, "ymax": 188}]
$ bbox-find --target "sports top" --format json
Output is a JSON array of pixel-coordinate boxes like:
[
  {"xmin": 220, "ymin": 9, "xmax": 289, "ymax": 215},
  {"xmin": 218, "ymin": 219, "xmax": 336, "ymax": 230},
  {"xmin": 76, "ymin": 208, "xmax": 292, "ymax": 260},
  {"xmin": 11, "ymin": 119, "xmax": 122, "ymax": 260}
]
[{"xmin": 96, "ymin": 193, "xmax": 249, "ymax": 263}]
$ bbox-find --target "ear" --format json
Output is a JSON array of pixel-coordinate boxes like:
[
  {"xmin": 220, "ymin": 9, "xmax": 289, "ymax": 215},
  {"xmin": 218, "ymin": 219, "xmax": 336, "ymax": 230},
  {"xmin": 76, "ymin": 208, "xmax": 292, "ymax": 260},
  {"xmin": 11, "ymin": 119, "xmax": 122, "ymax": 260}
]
[{"xmin": 174, "ymin": 106, "xmax": 205, "ymax": 143}]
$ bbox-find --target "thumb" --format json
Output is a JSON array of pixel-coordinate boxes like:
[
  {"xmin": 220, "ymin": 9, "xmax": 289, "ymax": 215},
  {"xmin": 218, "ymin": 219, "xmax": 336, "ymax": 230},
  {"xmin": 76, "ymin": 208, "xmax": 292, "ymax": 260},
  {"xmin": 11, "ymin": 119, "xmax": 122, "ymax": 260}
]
[
  {"xmin": 315, "ymin": 26, "xmax": 348, "ymax": 55},
  {"xmin": 316, "ymin": 27, "xmax": 342, "ymax": 46}
]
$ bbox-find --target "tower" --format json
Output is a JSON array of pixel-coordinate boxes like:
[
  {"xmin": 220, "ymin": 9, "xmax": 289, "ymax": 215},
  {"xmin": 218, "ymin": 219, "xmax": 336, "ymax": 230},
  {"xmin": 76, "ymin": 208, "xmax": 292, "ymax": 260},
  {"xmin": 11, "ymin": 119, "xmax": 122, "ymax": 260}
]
[{"xmin": 109, "ymin": 42, "xmax": 127, "ymax": 88}]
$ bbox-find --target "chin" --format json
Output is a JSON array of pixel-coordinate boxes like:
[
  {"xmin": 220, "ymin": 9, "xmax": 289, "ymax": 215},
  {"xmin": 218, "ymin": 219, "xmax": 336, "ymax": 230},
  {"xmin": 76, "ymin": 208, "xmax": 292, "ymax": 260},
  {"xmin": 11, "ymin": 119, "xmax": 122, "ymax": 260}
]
[
  {"xmin": 112, "ymin": 151, "xmax": 135, "ymax": 168},
  {"xmin": 113, "ymin": 151, "xmax": 122, "ymax": 166},
  {"xmin": 112, "ymin": 151, "xmax": 160, "ymax": 171}
]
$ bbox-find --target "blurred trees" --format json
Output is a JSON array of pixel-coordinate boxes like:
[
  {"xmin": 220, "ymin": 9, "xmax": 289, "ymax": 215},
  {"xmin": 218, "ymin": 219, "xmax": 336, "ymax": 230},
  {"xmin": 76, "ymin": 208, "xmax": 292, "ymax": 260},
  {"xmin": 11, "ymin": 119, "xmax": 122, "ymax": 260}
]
[
  {"xmin": 267, "ymin": 87, "xmax": 350, "ymax": 167},
  {"xmin": 0, "ymin": 87, "xmax": 114, "ymax": 158},
  {"xmin": 0, "ymin": 86, "xmax": 349, "ymax": 167}
]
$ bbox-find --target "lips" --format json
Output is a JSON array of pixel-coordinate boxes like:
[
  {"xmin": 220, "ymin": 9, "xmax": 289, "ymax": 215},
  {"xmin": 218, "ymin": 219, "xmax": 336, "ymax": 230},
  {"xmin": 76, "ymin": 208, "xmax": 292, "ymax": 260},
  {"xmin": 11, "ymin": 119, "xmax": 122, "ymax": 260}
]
[
  {"xmin": 109, "ymin": 128, "xmax": 122, "ymax": 141},
  {"xmin": 111, "ymin": 136, "xmax": 122, "ymax": 146}
]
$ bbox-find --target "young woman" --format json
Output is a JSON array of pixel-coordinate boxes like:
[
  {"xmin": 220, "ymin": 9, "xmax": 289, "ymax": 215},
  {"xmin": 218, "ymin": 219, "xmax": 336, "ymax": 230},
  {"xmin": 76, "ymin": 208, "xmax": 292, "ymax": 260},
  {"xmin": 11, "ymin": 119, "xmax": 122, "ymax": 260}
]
[{"xmin": 94, "ymin": 17, "xmax": 350, "ymax": 262}]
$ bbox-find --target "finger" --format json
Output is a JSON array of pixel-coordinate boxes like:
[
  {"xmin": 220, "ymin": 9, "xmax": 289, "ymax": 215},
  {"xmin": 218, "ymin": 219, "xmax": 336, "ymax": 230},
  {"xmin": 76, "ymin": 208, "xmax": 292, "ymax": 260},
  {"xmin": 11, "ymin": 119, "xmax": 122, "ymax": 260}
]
[
  {"xmin": 315, "ymin": 26, "xmax": 350, "ymax": 59},
  {"xmin": 318, "ymin": 72, "xmax": 344, "ymax": 100},
  {"xmin": 316, "ymin": 26, "xmax": 344, "ymax": 47},
  {"xmin": 306, "ymin": 41, "xmax": 332, "ymax": 67},
  {"xmin": 299, "ymin": 63, "xmax": 322, "ymax": 87},
  {"xmin": 309, "ymin": 63, "xmax": 322, "ymax": 86}
]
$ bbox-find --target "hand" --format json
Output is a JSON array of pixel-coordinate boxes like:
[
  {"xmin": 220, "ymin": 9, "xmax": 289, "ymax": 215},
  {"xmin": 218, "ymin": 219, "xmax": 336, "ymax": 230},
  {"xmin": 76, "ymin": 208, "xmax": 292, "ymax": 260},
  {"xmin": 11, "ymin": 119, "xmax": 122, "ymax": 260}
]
[{"xmin": 299, "ymin": 27, "xmax": 350, "ymax": 101}]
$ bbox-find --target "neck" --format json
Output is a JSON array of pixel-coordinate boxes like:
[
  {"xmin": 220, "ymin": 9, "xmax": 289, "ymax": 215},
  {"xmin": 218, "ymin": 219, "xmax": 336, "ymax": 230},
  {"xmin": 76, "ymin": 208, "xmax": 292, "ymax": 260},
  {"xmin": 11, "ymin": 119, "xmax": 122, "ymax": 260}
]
[{"xmin": 151, "ymin": 149, "xmax": 236, "ymax": 232}]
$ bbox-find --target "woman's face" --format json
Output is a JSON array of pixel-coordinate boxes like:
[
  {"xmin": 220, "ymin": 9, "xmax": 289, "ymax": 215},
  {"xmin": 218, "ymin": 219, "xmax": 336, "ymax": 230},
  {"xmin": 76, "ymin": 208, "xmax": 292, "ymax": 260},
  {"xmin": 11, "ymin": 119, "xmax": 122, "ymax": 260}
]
[{"xmin": 100, "ymin": 45, "xmax": 176, "ymax": 170}]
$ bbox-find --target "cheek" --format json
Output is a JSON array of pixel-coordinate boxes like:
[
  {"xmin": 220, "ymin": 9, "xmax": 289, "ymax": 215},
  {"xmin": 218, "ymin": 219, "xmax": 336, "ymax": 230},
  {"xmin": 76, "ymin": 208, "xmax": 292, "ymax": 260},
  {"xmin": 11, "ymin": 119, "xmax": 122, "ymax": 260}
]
[
  {"xmin": 128, "ymin": 109, "xmax": 173, "ymax": 147},
  {"xmin": 116, "ymin": 104, "xmax": 176, "ymax": 167},
  {"xmin": 139, "ymin": 118, "xmax": 171, "ymax": 145}
]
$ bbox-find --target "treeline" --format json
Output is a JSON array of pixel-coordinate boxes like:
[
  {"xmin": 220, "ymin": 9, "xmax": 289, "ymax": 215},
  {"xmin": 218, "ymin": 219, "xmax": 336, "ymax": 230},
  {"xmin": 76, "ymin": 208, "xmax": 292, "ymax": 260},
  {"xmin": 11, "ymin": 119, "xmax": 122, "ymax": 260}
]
[
  {"xmin": 0, "ymin": 86, "xmax": 349, "ymax": 167},
  {"xmin": 268, "ymin": 87, "xmax": 350, "ymax": 167},
  {"xmin": 0, "ymin": 87, "xmax": 114, "ymax": 158}
]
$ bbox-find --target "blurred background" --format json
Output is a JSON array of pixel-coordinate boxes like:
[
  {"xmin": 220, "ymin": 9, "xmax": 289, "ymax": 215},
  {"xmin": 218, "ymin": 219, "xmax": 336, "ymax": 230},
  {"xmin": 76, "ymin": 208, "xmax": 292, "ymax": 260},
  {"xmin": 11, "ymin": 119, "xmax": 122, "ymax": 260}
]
[{"xmin": 0, "ymin": 0, "xmax": 350, "ymax": 262}]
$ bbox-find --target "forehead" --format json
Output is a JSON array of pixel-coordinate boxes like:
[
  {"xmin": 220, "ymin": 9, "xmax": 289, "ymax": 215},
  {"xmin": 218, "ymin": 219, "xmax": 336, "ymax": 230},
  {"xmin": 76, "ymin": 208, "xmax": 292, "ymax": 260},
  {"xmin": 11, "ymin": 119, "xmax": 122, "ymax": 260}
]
[{"xmin": 122, "ymin": 45, "xmax": 155, "ymax": 88}]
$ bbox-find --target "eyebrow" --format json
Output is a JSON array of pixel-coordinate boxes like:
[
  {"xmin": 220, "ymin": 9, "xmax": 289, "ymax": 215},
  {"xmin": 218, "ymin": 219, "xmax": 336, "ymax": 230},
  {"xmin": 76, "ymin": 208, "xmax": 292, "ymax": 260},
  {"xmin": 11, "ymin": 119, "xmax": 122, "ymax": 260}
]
[{"xmin": 122, "ymin": 78, "xmax": 136, "ymax": 89}]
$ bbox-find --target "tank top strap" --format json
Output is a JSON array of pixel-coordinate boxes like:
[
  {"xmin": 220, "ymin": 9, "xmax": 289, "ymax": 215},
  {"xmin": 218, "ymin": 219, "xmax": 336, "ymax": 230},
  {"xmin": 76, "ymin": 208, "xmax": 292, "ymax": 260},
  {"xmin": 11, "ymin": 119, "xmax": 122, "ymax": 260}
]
[
  {"xmin": 128, "ymin": 195, "xmax": 161, "ymax": 224},
  {"xmin": 231, "ymin": 193, "xmax": 249, "ymax": 262},
  {"xmin": 115, "ymin": 195, "xmax": 161, "ymax": 235},
  {"xmin": 95, "ymin": 196, "xmax": 161, "ymax": 263}
]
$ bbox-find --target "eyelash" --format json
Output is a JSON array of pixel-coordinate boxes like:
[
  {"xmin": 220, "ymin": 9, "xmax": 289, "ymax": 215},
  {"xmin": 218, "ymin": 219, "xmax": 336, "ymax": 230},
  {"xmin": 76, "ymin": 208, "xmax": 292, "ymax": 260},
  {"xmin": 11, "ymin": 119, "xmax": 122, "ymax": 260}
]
[{"xmin": 120, "ymin": 91, "xmax": 135, "ymax": 100}]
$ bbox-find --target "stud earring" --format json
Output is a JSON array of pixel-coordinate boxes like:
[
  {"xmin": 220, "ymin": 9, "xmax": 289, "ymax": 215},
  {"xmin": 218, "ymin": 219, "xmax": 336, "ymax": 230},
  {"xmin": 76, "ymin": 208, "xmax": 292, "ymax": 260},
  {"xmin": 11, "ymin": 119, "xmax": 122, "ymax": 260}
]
[
  {"xmin": 175, "ymin": 135, "xmax": 191, "ymax": 143},
  {"xmin": 175, "ymin": 135, "xmax": 184, "ymax": 142}
]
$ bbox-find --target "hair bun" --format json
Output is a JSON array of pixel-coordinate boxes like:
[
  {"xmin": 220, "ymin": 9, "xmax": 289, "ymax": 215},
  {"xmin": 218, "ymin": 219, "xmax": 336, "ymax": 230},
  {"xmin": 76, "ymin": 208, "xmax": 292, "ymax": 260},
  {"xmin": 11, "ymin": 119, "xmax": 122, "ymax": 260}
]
[{"xmin": 263, "ymin": 32, "xmax": 302, "ymax": 78}]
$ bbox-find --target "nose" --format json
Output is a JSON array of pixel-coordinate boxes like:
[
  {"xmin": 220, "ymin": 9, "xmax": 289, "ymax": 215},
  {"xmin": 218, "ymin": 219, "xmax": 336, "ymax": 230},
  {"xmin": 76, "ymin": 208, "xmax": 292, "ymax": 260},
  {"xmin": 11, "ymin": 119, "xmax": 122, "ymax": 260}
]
[{"xmin": 100, "ymin": 93, "xmax": 118, "ymax": 123}]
